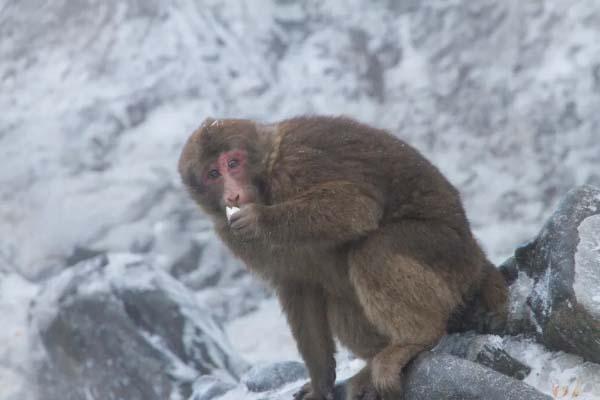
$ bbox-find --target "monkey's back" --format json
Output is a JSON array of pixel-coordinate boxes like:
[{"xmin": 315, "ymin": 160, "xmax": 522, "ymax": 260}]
[
  {"xmin": 270, "ymin": 116, "xmax": 490, "ymax": 298},
  {"xmin": 273, "ymin": 116, "xmax": 470, "ymax": 233}
]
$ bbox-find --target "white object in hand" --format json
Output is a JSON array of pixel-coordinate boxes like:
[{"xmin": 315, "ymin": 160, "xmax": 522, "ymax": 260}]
[{"xmin": 226, "ymin": 206, "xmax": 240, "ymax": 222}]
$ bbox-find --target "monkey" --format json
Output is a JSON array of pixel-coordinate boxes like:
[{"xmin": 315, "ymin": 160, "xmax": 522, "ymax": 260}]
[{"xmin": 178, "ymin": 116, "xmax": 508, "ymax": 400}]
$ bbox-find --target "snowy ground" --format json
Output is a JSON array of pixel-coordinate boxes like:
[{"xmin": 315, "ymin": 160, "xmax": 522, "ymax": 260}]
[{"xmin": 2, "ymin": 1, "xmax": 600, "ymax": 399}]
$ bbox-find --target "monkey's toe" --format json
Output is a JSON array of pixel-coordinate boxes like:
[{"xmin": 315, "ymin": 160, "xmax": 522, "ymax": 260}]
[
  {"xmin": 353, "ymin": 384, "xmax": 380, "ymax": 400},
  {"xmin": 344, "ymin": 365, "xmax": 381, "ymax": 400}
]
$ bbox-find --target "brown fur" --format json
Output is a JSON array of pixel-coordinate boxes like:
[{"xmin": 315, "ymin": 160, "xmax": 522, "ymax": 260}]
[{"xmin": 178, "ymin": 116, "xmax": 508, "ymax": 400}]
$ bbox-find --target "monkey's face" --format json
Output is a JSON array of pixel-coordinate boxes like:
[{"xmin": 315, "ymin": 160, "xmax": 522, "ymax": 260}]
[
  {"xmin": 178, "ymin": 119, "xmax": 264, "ymax": 221},
  {"xmin": 201, "ymin": 148, "xmax": 258, "ymax": 207}
]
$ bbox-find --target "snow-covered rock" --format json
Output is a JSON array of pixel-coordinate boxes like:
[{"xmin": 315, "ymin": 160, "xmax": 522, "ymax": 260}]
[
  {"xmin": 189, "ymin": 376, "xmax": 236, "ymax": 400},
  {"xmin": 502, "ymin": 185, "xmax": 600, "ymax": 363},
  {"xmin": 31, "ymin": 253, "xmax": 248, "ymax": 400},
  {"xmin": 242, "ymin": 361, "xmax": 308, "ymax": 392},
  {"xmin": 503, "ymin": 337, "xmax": 600, "ymax": 400}
]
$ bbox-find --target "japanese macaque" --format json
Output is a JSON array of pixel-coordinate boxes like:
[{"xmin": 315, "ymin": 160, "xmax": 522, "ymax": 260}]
[{"xmin": 178, "ymin": 116, "xmax": 508, "ymax": 400}]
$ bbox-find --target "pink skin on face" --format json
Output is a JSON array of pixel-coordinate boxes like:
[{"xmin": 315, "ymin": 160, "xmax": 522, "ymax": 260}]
[{"xmin": 203, "ymin": 149, "xmax": 253, "ymax": 206}]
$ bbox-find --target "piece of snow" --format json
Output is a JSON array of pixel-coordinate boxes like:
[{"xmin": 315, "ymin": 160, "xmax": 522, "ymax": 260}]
[
  {"xmin": 226, "ymin": 207, "xmax": 241, "ymax": 222},
  {"xmin": 531, "ymin": 264, "xmax": 553, "ymax": 321},
  {"xmin": 507, "ymin": 271, "xmax": 534, "ymax": 322}
]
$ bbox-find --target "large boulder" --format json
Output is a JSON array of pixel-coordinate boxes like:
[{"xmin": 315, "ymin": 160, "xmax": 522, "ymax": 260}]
[
  {"xmin": 261, "ymin": 352, "xmax": 550, "ymax": 400},
  {"xmin": 501, "ymin": 185, "xmax": 600, "ymax": 363},
  {"xmin": 31, "ymin": 253, "xmax": 247, "ymax": 400},
  {"xmin": 401, "ymin": 353, "xmax": 551, "ymax": 400}
]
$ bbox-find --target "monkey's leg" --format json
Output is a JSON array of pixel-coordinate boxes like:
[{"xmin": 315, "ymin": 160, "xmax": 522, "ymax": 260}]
[
  {"xmin": 326, "ymin": 298, "xmax": 386, "ymax": 400},
  {"xmin": 277, "ymin": 283, "xmax": 336, "ymax": 400},
  {"xmin": 348, "ymin": 223, "xmax": 464, "ymax": 397},
  {"xmin": 349, "ymin": 261, "xmax": 447, "ymax": 397}
]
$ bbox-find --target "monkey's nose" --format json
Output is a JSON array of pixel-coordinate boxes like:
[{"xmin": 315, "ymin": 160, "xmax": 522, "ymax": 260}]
[{"xmin": 226, "ymin": 193, "xmax": 240, "ymax": 206}]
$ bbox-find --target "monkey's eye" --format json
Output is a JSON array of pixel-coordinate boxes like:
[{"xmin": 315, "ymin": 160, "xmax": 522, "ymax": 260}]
[
  {"xmin": 207, "ymin": 169, "xmax": 221, "ymax": 180},
  {"xmin": 227, "ymin": 159, "xmax": 240, "ymax": 169}
]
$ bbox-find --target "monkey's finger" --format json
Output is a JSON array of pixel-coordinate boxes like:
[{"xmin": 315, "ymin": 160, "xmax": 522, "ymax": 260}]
[
  {"xmin": 229, "ymin": 215, "xmax": 252, "ymax": 231},
  {"xmin": 228, "ymin": 209, "xmax": 249, "ymax": 226}
]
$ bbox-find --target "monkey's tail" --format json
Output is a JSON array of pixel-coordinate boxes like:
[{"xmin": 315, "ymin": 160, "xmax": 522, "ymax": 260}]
[{"xmin": 447, "ymin": 261, "xmax": 509, "ymax": 335}]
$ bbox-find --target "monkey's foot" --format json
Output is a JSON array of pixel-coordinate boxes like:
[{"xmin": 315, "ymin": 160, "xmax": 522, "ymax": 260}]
[
  {"xmin": 349, "ymin": 384, "xmax": 380, "ymax": 400},
  {"xmin": 293, "ymin": 382, "xmax": 334, "ymax": 400},
  {"xmin": 345, "ymin": 366, "xmax": 381, "ymax": 400},
  {"xmin": 371, "ymin": 345, "xmax": 422, "ymax": 396}
]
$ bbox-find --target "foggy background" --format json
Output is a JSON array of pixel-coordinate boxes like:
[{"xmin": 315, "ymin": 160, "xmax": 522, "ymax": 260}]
[{"xmin": 1, "ymin": 1, "xmax": 600, "ymax": 399}]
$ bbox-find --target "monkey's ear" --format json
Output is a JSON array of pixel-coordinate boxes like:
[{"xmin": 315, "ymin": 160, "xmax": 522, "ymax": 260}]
[
  {"xmin": 202, "ymin": 117, "xmax": 215, "ymax": 126},
  {"xmin": 201, "ymin": 117, "xmax": 221, "ymax": 128}
]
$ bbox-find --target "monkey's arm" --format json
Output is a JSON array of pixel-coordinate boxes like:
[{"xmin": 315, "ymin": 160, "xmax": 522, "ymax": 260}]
[
  {"xmin": 237, "ymin": 181, "xmax": 382, "ymax": 244},
  {"xmin": 277, "ymin": 282, "xmax": 336, "ymax": 399}
]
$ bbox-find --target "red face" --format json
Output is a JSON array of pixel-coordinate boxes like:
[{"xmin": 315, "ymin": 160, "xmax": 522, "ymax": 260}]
[{"xmin": 203, "ymin": 149, "xmax": 255, "ymax": 207}]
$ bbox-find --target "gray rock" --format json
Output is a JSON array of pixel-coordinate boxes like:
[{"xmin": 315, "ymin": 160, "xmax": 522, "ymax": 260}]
[
  {"xmin": 270, "ymin": 352, "xmax": 549, "ymax": 400},
  {"xmin": 38, "ymin": 295, "xmax": 174, "ymax": 400},
  {"xmin": 435, "ymin": 333, "xmax": 531, "ymax": 380},
  {"xmin": 65, "ymin": 246, "xmax": 107, "ymax": 267},
  {"xmin": 189, "ymin": 376, "xmax": 236, "ymax": 400},
  {"xmin": 504, "ymin": 185, "xmax": 600, "ymax": 363},
  {"xmin": 242, "ymin": 361, "xmax": 308, "ymax": 392},
  {"xmin": 175, "ymin": 235, "xmax": 247, "ymax": 291},
  {"xmin": 171, "ymin": 240, "xmax": 205, "ymax": 281},
  {"xmin": 401, "ymin": 352, "xmax": 552, "ymax": 400},
  {"xmin": 32, "ymin": 253, "xmax": 248, "ymax": 400}
]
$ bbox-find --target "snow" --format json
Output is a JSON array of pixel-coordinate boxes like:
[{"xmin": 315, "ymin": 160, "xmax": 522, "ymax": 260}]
[
  {"xmin": 505, "ymin": 337, "xmax": 600, "ymax": 400},
  {"xmin": 226, "ymin": 207, "xmax": 240, "ymax": 222},
  {"xmin": 140, "ymin": 330, "xmax": 199, "ymax": 384},
  {"xmin": 531, "ymin": 264, "xmax": 553, "ymax": 322},
  {"xmin": 0, "ymin": 274, "xmax": 38, "ymax": 400},
  {"xmin": 226, "ymin": 299, "xmax": 300, "ymax": 364},
  {"xmin": 507, "ymin": 271, "xmax": 535, "ymax": 322},
  {"xmin": 574, "ymin": 214, "xmax": 600, "ymax": 318}
]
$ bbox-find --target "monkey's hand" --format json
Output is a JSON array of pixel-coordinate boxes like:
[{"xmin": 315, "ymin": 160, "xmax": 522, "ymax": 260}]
[{"xmin": 228, "ymin": 204, "xmax": 263, "ymax": 240}]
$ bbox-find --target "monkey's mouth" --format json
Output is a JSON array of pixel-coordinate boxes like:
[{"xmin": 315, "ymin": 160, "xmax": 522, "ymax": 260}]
[{"xmin": 225, "ymin": 206, "xmax": 240, "ymax": 222}]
